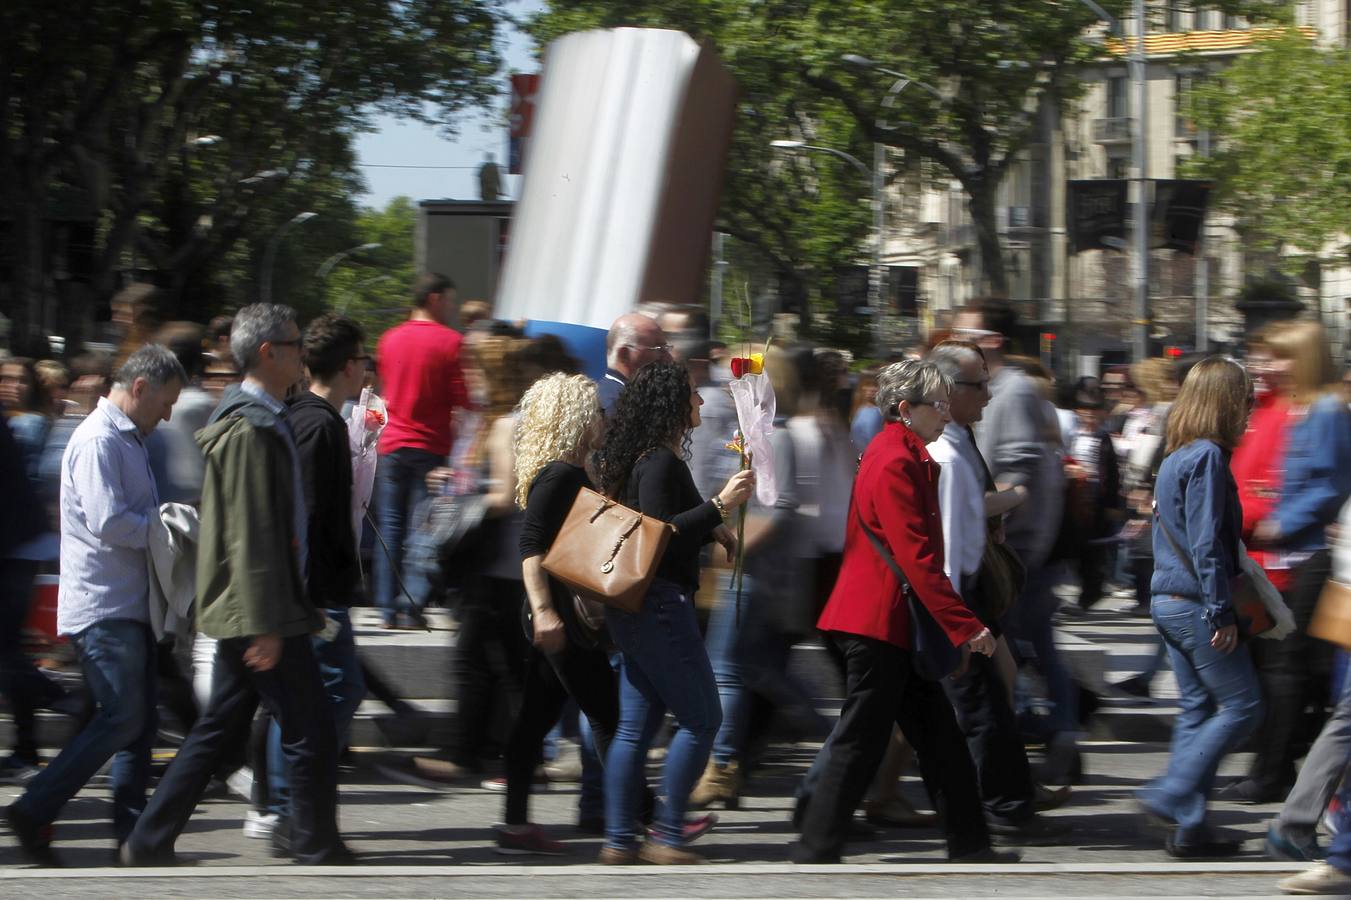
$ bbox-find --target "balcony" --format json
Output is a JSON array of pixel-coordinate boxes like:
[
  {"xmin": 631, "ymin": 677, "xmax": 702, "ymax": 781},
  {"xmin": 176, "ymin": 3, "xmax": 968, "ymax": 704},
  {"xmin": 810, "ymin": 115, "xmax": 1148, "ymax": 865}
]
[{"xmin": 1092, "ymin": 117, "xmax": 1134, "ymax": 144}]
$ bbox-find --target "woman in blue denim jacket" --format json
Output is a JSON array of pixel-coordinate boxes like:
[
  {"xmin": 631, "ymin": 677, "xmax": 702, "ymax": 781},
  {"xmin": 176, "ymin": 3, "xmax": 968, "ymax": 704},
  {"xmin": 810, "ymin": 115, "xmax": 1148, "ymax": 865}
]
[
  {"xmin": 1139, "ymin": 356, "xmax": 1263, "ymax": 858},
  {"xmin": 1234, "ymin": 321, "xmax": 1351, "ymax": 803}
]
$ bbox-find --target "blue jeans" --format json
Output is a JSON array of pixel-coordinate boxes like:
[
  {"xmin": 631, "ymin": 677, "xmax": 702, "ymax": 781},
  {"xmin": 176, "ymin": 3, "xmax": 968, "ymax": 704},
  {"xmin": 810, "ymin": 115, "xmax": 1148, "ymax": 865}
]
[
  {"xmin": 1006, "ymin": 562, "xmax": 1077, "ymax": 734},
  {"xmin": 604, "ymin": 579, "xmax": 722, "ymax": 850},
  {"xmin": 15, "ymin": 618, "xmax": 157, "ymax": 841},
  {"xmin": 707, "ymin": 573, "xmax": 827, "ymax": 766},
  {"xmin": 373, "ymin": 448, "xmax": 443, "ymax": 623},
  {"xmin": 1138, "ymin": 596, "xmax": 1263, "ymax": 843},
  {"xmin": 267, "ymin": 609, "xmax": 366, "ymax": 817}
]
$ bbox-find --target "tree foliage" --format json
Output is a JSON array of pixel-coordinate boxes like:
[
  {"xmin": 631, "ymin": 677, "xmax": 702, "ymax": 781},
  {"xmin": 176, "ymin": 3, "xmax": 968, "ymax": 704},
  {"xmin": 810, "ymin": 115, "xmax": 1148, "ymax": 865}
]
[
  {"xmin": 0, "ymin": 0, "xmax": 503, "ymax": 350},
  {"xmin": 1182, "ymin": 29, "xmax": 1351, "ymax": 268},
  {"xmin": 324, "ymin": 196, "xmax": 419, "ymax": 341}
]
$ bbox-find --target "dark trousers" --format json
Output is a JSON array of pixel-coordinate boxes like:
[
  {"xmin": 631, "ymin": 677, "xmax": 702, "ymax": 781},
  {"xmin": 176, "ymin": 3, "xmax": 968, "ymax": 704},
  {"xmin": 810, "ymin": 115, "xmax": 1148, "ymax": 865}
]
[
  {"xmin": 504, "ymin": 636, "xmax": 620, "ymax": 825},
  {"xmin": 447, "ymin": 576, "xmax": 529, "ymax": 768},
  {"xmin": 792, "ymin": 634, "xmax": 990, "ymax": 862},
  {"xmin": 1248, "ymin": 550, "xmax": 1335, "ymax": 794},
  {"xmin": 942, "ymin": 650, "xmax": 1036, "ymax": 823},
  {"xmin": 0, "ymin": 559, "xmax": 62, "ymax": 759},
  {"xmin": 127, "ymin": 634, "xmax": 341, "ymax": 863}
]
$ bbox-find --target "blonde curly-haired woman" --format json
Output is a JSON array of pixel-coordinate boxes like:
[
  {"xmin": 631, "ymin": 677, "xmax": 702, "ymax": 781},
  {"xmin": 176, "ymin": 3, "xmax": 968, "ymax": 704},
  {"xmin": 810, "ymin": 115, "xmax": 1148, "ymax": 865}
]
[{"xmin": 493, "ymin": 373, "xmax": 622, "ymax": 855}]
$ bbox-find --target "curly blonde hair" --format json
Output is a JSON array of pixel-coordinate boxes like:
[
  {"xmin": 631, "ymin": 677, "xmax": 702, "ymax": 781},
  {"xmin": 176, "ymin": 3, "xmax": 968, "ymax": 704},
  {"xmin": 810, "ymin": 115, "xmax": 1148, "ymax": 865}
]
[{"xmin": 513, "ymin": 373, "xmax": 601, "ymax": 509}]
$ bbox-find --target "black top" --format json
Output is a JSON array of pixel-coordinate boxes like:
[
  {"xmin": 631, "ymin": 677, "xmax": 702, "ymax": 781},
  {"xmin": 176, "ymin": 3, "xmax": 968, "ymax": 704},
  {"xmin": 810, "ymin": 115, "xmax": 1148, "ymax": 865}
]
[
  {"xmin": 287, "ymin": 392, "xmax": 359, "ymax": 608},
  {"xmin": 621, "ymin": 445, "xmax": 721, "ymax": 595},
  {"xmin": 520, "ymin": 461, "xmax": 593, "ymax": 632}
]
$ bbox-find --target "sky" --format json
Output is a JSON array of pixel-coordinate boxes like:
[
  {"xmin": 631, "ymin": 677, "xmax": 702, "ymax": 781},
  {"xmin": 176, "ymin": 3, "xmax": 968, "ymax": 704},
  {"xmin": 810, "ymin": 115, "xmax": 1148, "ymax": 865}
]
[{"xmin": 353, "ymin": 1, "xmax": 545, "ymax": 209}]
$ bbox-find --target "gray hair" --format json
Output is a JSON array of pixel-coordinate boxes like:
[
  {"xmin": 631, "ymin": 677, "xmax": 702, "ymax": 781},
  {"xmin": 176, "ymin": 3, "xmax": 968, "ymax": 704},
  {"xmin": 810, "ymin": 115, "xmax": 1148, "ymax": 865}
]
[
  {"xmin": 230, "ymin": 303, "xmax": 297, "ymax": 372},
  {"xmin": 876, "ymin": 359, "xmax": 951, "ymax": 423},
  {"xmin": 114, "ymin": 343, "xmax": 188, "ymax": 389},
  {"xmin": 927, "ymin": 342, "xmax": 985, "ymax": 383}
]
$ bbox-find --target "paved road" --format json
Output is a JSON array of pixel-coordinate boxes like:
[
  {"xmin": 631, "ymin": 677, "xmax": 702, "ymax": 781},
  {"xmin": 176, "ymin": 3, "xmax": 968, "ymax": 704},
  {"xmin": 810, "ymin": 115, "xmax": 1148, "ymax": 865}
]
[{"xmin": 0, "ymin": 740, "xmax": 1312, "ymax": 898}]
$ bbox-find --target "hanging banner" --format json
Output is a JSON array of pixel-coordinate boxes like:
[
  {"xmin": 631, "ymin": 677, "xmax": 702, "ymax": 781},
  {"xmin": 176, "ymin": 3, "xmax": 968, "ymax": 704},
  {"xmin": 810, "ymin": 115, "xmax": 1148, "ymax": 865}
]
[
  {"xmin": 508, "ymin": 73, "xmax": 541, "ymax": 175},
  {"xmin": 1068, "ymin": 179, "xmax": 1128, "ymax": 254}
]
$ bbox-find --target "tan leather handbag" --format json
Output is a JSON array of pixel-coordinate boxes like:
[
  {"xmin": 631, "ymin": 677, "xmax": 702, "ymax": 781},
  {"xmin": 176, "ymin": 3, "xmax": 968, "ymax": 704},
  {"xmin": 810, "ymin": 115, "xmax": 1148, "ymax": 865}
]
[
  {"xmin": 1310, "ymin": 580, "xmax": 1351, "ymax": 650},
  {"xmin": 541, "ymin": 487, "xmax": 676, "ymax": 614}
]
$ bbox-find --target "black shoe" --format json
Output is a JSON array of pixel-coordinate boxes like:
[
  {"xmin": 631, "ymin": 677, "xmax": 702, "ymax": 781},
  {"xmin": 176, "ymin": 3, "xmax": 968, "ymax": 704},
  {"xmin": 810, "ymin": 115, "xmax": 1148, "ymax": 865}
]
[
  {"xmin": 117, "ymin": 841, "xmax": 194, "ymax": 867},
  {"xmin": 270, "ymin": 819, "xmax": 293, "ymax": 860},
  {"xmin": 1114, "ymin": 675, "xmax": 1153, "ymax": 698},
  {"xmin": 1217, "ymin": 778, "xmax": 1286, "ymax": 805},
  {"xmin": 788, "ymin": 840, "xmax": 841, "ymax": 864},
  {"xmin": 988, "ymin": 815, "xmax": 1071, "ymax": 845},
  {"xmin": 1165, "ymin": 835, "xmax": 1244, "ymax": 858},
  {"xmin": 309, "ymin": 843, "xmax": 359, "ymax": 866},
  {"xmin": 576, "ymin": 815, "xmax": 605, "ymax": 836},
  {"xmin": 952, "ymin": 846, "xmax": 1022, "ymax": 863},
  {"xmin": 5, "ymin": 804, "xmax": 59, "ymax": 867}
]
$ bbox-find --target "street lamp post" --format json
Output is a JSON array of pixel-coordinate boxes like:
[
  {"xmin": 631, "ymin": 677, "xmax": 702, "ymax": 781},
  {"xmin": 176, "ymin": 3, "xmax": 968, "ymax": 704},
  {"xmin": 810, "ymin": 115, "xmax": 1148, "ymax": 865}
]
[
  {"xmin": 841, "ymin": 56, "xmax": 946, "ymax": 346},
  {"xmin": 770, "ymin": 139, "xmax": 882, "ymax": 348},
  {"xmin": 316, "ymin": 242, "xmax": 381, "ymax": 279},
  {"xmin": 1081, "ymin": 0, "xmax": 1150, "ymax": 360},
  {"xmin": 260, "ymin": 211, "xmax": 318, "ymax": 305}
]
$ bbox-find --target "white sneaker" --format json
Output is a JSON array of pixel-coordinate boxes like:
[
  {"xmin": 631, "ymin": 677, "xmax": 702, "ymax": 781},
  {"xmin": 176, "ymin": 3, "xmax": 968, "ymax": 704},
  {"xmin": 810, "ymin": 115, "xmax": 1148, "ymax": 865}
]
[
  {"xmin": 226, "ymin": 767, "xmax": 254, "ymax": 802},
  {"xmin": 1279, "ymin": 862, "xmax": 1351, "ymax": 894},
  {"xmin": 243, "ymin": 810, "xmax": 279, "ymax": 839}
]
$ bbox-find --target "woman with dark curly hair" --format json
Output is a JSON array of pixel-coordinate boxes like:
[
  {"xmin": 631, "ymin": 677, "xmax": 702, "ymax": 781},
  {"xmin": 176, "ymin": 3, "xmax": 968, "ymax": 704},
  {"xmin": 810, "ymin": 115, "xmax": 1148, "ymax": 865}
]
[{"xmin": 594, "ymin": 361, "xmax": 755, "ymax": 864}]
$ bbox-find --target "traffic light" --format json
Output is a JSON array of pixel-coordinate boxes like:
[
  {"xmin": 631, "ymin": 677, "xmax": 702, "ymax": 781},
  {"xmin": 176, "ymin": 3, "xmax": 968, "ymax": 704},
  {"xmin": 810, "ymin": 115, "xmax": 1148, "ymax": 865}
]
[
  {"xmin": 1040, "ymin": 332, "xmax": 1056, "ymax": 355},
  {"xmin": 1165, "ymin": 346, "xmax": 1183, "ymax": 359}
]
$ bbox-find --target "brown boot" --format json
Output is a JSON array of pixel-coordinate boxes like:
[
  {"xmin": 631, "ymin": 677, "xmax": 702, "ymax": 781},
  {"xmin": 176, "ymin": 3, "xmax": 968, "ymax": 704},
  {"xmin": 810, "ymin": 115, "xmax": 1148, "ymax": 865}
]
[
  {"xmin": 689, "ymin": 760, "xmax": 742, "ymax": 810},
  {"xmin": 598, "ymin": 846, "xmax": 640, "ymax": 865},
  {"xmin": 638, "ymin": 841, "xmax": 708, "ymax": 865}
]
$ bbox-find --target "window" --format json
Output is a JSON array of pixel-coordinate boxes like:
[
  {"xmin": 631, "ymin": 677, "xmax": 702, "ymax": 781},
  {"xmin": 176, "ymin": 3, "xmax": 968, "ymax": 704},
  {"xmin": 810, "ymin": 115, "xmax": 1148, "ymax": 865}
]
[
  {"xmin": 1107, "ymin": 75, "xmax": 1129, "ymax": 119},
  {"xmin": 1175, "ymin": 73, "xmax": 1196, "ymax": 137},
  {"xmin": 1166, "ymin": 1, "xmax": 1190, "ymax": 33},
  {"xmin": 1107, "ymin": 156, "xmax": 1130, "ymax": 180}
]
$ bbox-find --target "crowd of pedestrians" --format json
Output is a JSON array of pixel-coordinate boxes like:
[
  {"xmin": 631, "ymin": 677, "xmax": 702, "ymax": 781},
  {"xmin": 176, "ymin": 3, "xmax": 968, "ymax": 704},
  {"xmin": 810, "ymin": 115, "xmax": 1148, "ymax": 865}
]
[{"xmin": 2, "ymin": 280, "xmax": 1351, "ymax": 892}]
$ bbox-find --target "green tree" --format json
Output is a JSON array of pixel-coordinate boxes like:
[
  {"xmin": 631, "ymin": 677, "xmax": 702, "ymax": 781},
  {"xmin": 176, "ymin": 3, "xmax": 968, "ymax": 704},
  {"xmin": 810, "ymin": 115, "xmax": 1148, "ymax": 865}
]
[
  {"xmin": 1182, "ymin": 29, "xmax": 1351, "ymax": 270},
  {"xmin": 324, "ymin": 196, "xmax": 420, "ymax": 341},
  {"xmin": 0, "ymin": 0, "xmax": 502, "ymax": 350}
]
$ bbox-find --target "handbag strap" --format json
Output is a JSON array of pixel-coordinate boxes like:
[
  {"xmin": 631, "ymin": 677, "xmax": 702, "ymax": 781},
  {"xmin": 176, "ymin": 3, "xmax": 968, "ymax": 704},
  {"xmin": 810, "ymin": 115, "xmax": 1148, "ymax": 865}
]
[
  {"xmin": 854, "ymin": 502, "xmax": 915, "ymax": 600},
  {"xmin": 1153, "ymin": 503, "xmax": 1199, "ymax": 581}
]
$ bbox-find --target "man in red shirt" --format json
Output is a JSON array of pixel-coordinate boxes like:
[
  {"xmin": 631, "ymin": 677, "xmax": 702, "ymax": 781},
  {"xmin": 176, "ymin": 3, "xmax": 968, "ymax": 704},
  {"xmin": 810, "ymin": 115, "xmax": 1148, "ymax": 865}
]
[{"xmin": 373, "ymin": 273, "xmax": 469, "ymax": 628}]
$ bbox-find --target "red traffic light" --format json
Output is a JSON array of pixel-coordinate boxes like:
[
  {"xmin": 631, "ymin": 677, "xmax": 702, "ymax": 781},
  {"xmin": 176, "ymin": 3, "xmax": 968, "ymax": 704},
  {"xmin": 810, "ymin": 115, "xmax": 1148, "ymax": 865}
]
[
  {"xmin": 1165, "ymin": 346, "xmax": 1183, "ymax": 358},
  {"xmin": 1040, "ymin": 332, "xmax": 1057, "ymax": 342}
]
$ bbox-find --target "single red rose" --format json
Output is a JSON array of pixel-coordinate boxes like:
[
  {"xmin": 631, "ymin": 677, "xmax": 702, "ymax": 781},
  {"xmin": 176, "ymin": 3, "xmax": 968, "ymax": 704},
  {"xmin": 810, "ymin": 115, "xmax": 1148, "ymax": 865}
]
[{"xmin": 730, "ymin": 357, "xmax": 746, "ymax": 378}]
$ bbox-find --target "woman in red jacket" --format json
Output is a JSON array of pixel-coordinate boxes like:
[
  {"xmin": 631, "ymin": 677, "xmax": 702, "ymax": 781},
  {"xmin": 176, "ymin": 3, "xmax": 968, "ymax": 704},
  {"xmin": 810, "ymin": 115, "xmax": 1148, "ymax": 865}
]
[{"xmin": 790, "ymin": 359, "xmax": 1007, "ymax": 864}]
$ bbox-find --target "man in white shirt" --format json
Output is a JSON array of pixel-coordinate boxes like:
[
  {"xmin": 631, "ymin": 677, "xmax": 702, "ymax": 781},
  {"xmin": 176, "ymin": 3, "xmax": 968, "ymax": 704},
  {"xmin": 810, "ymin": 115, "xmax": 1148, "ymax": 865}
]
[
  {"xmin": 7, "ymin": 344, "xmax": 184, "ymax": 865},
  {"xmin": 927, "ymin": 341, "xmax": 1067, "ymax": 843}
]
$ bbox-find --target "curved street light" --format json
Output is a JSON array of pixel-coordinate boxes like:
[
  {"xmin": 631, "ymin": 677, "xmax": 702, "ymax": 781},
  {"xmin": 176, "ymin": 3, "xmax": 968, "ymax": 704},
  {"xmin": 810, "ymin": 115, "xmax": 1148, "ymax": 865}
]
[
  {"xmin": 316, "ymin": 242, "xmax": 381, "ymax": 279},
  {"xmin": 260, "ymin": 211, "xmax": 318, "ymax": 305},
  {"xmin": 771, "ymin": 139, "xmax": 883, "ymax": 335}
]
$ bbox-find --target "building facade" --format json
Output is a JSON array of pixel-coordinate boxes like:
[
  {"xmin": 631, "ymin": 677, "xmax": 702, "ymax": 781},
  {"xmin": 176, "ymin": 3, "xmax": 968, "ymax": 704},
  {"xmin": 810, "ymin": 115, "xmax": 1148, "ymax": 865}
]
[{"xmin": 883, "ymin": 0, "xmax": 1350, "ymax": 368}]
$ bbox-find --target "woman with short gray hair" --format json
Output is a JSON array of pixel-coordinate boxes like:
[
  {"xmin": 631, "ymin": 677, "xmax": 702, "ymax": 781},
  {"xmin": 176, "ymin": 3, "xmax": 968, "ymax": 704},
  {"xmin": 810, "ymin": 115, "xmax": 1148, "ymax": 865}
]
[
  {"xmin": 875, "ymin": 359, "xmax": 954, "ymax": 427},
  {"xmin": 792, "ymin": 357, "xmax": 1009, "ymax": 864}
]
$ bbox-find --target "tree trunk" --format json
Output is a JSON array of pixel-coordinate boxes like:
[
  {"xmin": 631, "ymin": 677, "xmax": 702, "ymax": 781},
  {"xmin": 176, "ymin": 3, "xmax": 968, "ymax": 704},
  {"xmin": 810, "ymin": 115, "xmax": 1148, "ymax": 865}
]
[
  {"xmin": 966, "ymin": 178, "xmax": 1008, "ymax": 298},
  {"xmin": 9, "ymin": 188, "xmax": 49, "ymax": 355}
]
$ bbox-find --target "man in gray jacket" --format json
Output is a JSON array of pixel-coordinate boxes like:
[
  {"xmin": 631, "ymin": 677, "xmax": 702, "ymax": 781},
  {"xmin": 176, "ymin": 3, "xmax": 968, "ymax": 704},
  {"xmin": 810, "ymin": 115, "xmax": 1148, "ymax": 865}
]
[{"xmin": 953, "ymin": 302, "xmax": 1077, "ymax": 784}]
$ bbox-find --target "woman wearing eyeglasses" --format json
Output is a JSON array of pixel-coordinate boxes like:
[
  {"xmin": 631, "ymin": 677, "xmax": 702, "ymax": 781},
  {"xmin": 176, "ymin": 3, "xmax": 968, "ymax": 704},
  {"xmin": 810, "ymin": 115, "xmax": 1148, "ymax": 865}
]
[{"xmin": 791, "ymin": 359, "xmax": 1007, "ymax": 864}]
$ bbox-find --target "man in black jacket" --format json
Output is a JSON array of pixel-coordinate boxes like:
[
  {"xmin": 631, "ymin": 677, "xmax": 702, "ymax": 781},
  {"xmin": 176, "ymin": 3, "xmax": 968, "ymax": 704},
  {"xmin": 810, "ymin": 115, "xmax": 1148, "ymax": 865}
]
[{"xmin": 290, "ymin": 313, "xmax": 367, "ymax": 727}]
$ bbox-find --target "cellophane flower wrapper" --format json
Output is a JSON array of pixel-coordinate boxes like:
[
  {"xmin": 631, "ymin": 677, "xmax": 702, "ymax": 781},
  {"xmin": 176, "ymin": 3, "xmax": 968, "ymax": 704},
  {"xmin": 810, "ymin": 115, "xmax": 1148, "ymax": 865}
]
[
  {"xmin": 348, "ymin": 387, "xmax": 387, "ymax": 544},
  {"xmin": 728, "ymin": 373, "xmax": 778, "ymax": 507}
]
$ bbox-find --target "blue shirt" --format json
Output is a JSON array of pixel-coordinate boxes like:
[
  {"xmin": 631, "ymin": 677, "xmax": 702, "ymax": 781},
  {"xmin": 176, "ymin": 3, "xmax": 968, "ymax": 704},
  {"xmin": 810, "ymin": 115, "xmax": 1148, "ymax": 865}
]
[
  {"xmin": 1151, "ymin": 439, "xmax": 1242, "ymax": 629},
  {"xmin": 850, "ymin": 405, "xmax": 883, "ymax": 455},
  {"xmin": 596, "ymin": 368, "xmax": 627, "ymax": 418},
  {"xmin": 57, "ymin": 397, "xmax": 159, "ymax": 636},
  {"xmin": 1274, "ymin": 395, "xmax": 1351, "ymax": 552}
]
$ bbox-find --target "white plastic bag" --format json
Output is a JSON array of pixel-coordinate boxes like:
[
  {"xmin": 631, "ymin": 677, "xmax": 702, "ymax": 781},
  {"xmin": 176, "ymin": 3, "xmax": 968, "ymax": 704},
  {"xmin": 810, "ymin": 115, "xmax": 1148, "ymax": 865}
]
[{"xmin": 347, "ymin": 387, "xmax": 387, "ymax": 544}]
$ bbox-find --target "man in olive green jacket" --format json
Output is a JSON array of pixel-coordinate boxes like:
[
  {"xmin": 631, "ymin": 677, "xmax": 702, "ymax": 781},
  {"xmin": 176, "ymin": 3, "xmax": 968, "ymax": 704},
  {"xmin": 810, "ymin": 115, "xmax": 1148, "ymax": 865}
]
[{"xmin": 123, "ymin": 304, "xmax": 352, "ymax": 867}]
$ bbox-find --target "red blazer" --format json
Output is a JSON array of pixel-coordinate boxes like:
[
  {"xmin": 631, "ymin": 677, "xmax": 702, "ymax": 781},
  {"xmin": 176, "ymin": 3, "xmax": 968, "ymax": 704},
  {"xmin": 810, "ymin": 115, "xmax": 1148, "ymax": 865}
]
[{"xmin": 817, "ymin": 421, "xmax": 984, "ymax": 651}]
